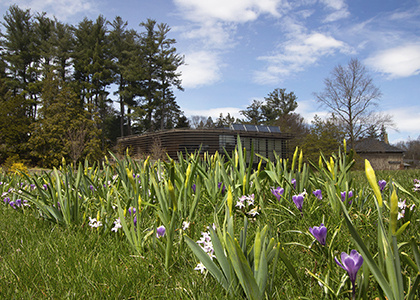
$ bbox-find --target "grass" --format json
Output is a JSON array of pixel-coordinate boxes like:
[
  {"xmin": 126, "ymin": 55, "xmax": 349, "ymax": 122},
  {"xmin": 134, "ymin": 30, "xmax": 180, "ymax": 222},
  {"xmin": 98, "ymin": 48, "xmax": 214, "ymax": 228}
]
[
  {"xmin": 1, "ymin": 149, "xmax": 420, "ymax": 299},
  {"xmin": 0, "ymin": 206, "xmax": 227, "ymax": 299}
]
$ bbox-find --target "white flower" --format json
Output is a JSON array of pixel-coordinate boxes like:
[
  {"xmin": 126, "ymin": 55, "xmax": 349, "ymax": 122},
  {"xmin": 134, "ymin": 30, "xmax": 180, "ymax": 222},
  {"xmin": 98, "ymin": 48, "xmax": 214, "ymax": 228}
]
[
  {"xmin": 197, "ymin": 232, "xmax": 211, "ymax": 244},
  {"xmin": 247, "ymin": 194, "xmax": 255, "ymax": 206},
  {"xmin": 194, "ymin": 262, "xmax": 206, "ymax": 273},
  {"xmin": 398, "ymin": 210, "xmax": 405, "ymax": 220},
  {"xmin": 182, "ymin": 221, "xmax": 190, "ymax": 231},
  {"xmin": 207, "ymin": 223, "xmax": 216, "ymax": 231},
  {"xmin": 247, "ymin": 207, "xmax": 259, "ymax": 217},
  {"xmin": 398, "ymin": 200, "xmax": 407, "ymax": 210},
  {"xmin": 111, "ymin": 218, "xmax": 122, "ymax": 232},
  {"xmin": 236, "ymin": 200, "xmax": 245, "ymax": 209},
  {"xmin": 88, "ymin": 217, "xmax": 103, "ymax": 228}
]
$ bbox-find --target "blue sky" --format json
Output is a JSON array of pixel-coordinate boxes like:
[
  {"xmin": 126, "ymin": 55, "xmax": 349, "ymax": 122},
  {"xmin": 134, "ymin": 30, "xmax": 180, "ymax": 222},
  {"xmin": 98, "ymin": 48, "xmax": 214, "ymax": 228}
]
[{"xmin": 1, "ymin": 0, "xmax": 420, "ymax": 143}]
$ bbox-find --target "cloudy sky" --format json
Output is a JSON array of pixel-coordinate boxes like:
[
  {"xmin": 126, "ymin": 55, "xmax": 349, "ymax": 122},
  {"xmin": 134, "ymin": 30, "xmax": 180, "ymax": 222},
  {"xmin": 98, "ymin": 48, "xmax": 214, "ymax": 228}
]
[{"xmin": 1, "ymin": 0, "xmax": 420, "ymax": 143}]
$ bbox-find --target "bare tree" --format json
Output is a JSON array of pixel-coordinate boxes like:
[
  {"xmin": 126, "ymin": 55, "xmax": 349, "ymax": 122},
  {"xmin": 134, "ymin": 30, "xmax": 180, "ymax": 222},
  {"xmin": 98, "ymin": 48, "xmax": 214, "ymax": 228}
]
[
  {"xmin": 65, "ymin": 125, "xmax": 88, "ymax": 165},
  {"xmin": 190, "ymin": 115, "xmax": 208, "ymax": 129},
  {"xmin": 314, "ymin": 58, "xmax": 394, "ymax": 149}
]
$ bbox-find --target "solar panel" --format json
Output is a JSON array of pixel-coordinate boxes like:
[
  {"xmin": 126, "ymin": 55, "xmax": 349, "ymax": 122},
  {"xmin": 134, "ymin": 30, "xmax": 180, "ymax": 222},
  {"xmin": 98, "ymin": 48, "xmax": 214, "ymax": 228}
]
[
  {"xmin": 268, "ymin": 126, "xmax": 281, "ymax": 133},
  {"xmin": 244, "ymin": 124, "xmax": 258, "ymax": 132},
  {"xmin": 231, "ymin": 124, "xmax": 245, "ymax": 131},
  {"xmin": 257, "ymin": 125, "xmax": 270, "ymax": 132},
  {"xmin": 229, "ymin": 124, "xmax": 282, "ymax": 133}
]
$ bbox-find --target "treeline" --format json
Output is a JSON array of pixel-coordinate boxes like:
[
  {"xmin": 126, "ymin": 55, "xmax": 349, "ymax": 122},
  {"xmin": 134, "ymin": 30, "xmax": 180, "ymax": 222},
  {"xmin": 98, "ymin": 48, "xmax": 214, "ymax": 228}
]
[{"xmin": 0, "ymin": 5, "xmax": 188, "ymax": 167}]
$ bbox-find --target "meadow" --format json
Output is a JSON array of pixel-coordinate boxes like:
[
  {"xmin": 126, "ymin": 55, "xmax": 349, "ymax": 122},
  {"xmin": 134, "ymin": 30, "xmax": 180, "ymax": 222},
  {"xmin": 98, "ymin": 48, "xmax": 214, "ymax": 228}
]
[{"xmin": 1, "ymin": 141, "xmax": 420, "ymax": 299}]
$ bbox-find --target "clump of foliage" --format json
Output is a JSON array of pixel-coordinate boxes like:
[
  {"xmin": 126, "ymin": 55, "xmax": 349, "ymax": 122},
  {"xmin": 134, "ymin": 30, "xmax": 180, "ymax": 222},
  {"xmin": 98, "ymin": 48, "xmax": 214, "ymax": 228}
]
[{"xmin": 1, "ymin": 140, "xmax": 420, "ymax": 299}]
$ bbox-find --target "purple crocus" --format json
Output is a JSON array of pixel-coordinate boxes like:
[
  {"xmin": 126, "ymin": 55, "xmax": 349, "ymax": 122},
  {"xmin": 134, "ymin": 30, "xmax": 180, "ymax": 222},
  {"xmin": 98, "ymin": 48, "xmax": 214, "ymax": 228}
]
[
  {"xmin": 313, "ymin": 189, "xmax": 322, "ymax": 200},
  {"xmin": 271, "ymin": 187, "xmax": 284, "ymax": 201},
  {"xmin": 341, "ymin": 191, "xmax": 354, "ymax": 202},
  {"xmin": 128, "ymin": 207, "xmax": 136, "ymax": 215},
  {"xmin": 15, "ymin": 199, "xmax": 22, "ymax": 207},
  {"xmin": 292, "ymin": 193, "xmax": 304, "ymax": 212},
  {"xmin": 309, "ymin": 223, "xmax": 327, "ymax": 245},
  {"xmin": 156, "ymin": 225, "xmax": 166, "ymax": 238},
  {"xmin": 335, "ymin": 250, "xmax": 364, "ymax": 299},
  {"xmin": 378, "ymin": 180, "xmax": 386, "ymax": 192},
  {"xmin": 9, "ymin": 201, "xmax": 16, "ymax": 209},
  {"xmin": 192, "ymin": 184, "xmax": 196, "ymax": 193},
  {"xmin": 291, "ymin": 178, "xmax": 297, "ymax": 189},
  {"xmin": 218, "ymin": 182, "xmax": 226, "ymax": 193}
]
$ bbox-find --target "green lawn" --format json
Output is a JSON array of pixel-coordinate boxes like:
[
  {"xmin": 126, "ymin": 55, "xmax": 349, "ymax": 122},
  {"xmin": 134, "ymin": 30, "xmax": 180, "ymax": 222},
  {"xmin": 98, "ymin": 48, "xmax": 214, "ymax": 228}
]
[{"xmin": 1, "ymin": 150, "xmax": 420, "ymax": 299}]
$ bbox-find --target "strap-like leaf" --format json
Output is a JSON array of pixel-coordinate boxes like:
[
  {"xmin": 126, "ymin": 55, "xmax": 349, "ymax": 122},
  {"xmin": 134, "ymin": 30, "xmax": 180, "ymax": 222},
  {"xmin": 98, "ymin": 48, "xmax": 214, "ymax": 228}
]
[
  {"xmin": 184, "ymin": 235, "xmax": 229, "ymax": 290},
  {"xmin": 226, "ymin": 233, "xmax": 260, "ymax": 300}
]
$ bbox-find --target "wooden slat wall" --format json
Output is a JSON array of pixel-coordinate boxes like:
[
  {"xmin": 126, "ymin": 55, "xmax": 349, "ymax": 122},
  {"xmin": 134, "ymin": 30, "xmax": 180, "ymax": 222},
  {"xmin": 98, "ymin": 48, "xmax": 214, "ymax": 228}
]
[{"xmin": 117, "ymin": 128, "xmax": 293, "ymax": 159}]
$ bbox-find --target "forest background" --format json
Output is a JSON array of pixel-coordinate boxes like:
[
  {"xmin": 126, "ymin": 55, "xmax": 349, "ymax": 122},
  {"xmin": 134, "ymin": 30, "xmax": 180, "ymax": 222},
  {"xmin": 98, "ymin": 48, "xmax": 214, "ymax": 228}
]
[{"xmin": 1, "ymin": 5, "xmax": 419, "ymax": 169}]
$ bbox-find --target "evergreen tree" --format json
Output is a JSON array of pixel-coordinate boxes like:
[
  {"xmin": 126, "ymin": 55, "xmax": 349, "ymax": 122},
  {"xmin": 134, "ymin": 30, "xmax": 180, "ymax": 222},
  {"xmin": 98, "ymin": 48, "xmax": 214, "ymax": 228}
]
[
  {"xmin": 301, "ymin": 115, "xmax": 345, "ymax": 163},
  {"xmin": 72, "ymin": 15, "xmax": 113, "ymax": 150},
  {"xmin": 51, "ymin": 20, "xmax": 74, "ymax": 81},
  {"xmin": 1, "ymin": 5, "xmax": 38, "ymax": 117},
  {"xmin": 216, "ymin": 113, "xmax": 236, "ymax": 127},
  {"xmin": 73, "ymin": 15, "xmax": 112, "ymax": 109},
  {"xmin": 28, "ymin": 72, "xmax": 102, "ymax": 167},
  {"xmin": 0, "ymin": 93, "xmax": 33, "ymax": 162},
  {"xmin": 154, "ymin": 22, "xmax": 184, "ymax": 130},
  {"xmin": 261, "ymin": 88, "xmax": 298, "ymax": 124},
  {"xmin": 239, "ymin": 100, "xmax": 264, "ymax": 125},
  {"xmin": 240, "ymin": 88, "xmax": 298, "ymax": 125},
  {"xmin": 175, "ymin": 114, "xmax": 190, "ymax": 129},
  {"xmin": 131, "ymin": 19, "xmax": 184, "ymax": 132},
  {"xmin": 108, "ymin": 16, "xmax": 137, "ymax": 137}
]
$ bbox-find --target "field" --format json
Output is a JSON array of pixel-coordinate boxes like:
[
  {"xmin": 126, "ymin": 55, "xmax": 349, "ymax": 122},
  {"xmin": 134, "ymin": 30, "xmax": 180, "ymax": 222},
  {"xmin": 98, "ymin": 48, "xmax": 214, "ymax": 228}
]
[{"xmin": 1, "ymin": 144, "xmax": 420, "ymax": 299}]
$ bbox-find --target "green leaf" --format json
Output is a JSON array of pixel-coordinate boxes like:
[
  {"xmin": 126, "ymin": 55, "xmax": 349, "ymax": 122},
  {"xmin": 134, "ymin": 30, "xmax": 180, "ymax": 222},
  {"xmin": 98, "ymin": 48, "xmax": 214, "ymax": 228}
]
[
  {"xmin": 226, "ymin": 233, "xmax": 260, "ymax": 300},
  {"xmin": 339, "ymin": 200, "xmax": 394, "ymax": 299},
  {"xmin": 209, "ymin": 227, "xmax": 234, "ymax": 289},
  {"xmin": 407, "ymin": 273, "xmax": 420, "ymax": 300},
  {"xmin": 278, "ymin": 245, "xmax": 302, "ymax": 288},
  {"xmin": 184, "ymin": 235, "xmax": 229, "ymax": 290}
]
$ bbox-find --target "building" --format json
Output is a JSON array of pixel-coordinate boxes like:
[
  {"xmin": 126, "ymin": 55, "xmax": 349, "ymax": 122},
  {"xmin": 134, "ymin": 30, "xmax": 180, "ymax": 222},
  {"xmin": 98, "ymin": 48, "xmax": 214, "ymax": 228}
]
[
  {"xmin": 116, "ymin": 124, "xmax": 293, "ymax": 162},
  {"xmin": 353, "ymin": 138, "xmax": 404, "ymax": 170}
]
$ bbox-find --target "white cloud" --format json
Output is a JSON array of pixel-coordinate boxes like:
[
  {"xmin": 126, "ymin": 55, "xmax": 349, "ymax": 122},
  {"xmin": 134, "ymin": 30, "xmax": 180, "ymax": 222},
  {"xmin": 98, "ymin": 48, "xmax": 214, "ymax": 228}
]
[
  {"xmin": 320, "ymin": 0, "xmax": 346, "ymax": 11},
  {"xmin": 365, "ymin": 44, "xmax": 420, "ymax": 78},
  {"xmin": 179, "ymin": 51, "xmax": 223, "ymax": 88},
  {"xmin": 1, "ymin": 0, "xmax": 96, "ymax": 21},
  {"xmin": 320, "ymin": 0, "xmax": 349, "ymax": 22},
  {"xmin": 184, "ymin": 107, "xmax": 242, "ymax": 120},
  {"xmin": 174, "ymin": 0, "xmax": 283, "ymax": 23},
  {"xmin": 179, "ymin": 21, "xmax": 236, "ymax": 49},
  {"xmin": 254, "ymin": 32, "xmax": 348, "ymax": 84},
  {"xmin": 384, "ymin": 106, "xmax": 420, "ymax": 143},
  {"xmin": 385, "ymin": 107, "xmax": 420, "ymax": 133}
]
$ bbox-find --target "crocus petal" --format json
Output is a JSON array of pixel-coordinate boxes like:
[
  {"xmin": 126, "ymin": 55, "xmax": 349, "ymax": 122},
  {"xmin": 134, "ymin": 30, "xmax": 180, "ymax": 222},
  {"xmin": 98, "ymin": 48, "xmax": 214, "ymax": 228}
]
[
  {"xmin": 157, "ymin": 225, "xmax": 166, "ymax": 238},
  {"xmin": 334, "ymin": 256, "xmax": 345, "ymax": 270},
  {"xmin": 309, "ymin": 224, "xmax": 327, "ymax": 245}
]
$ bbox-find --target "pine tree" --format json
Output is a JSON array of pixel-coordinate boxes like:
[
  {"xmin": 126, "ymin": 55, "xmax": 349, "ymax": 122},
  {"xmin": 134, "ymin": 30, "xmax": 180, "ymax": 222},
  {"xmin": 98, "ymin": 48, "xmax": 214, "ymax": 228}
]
[
  {"xmin": 1, "ymin": 5, "xmax": 38, "ymax": 117},
  {"xmin": 29, "ymin": 72, "xmax": 101, "ymax": 167},
  {"xmin": 108, "ymin": 16, "xmax": 137, "ymax": 137}
]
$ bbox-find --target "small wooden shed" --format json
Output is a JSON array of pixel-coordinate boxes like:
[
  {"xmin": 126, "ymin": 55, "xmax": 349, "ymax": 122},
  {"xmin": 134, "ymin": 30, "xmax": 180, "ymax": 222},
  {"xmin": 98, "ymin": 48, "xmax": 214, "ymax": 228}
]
[
  {"xmin": 117, "ymin": 124, "xmax": 293, "ymax": 161},
  {"xmin": 353, "ymin": 138, "xmax": 404, "ymax": 170}
]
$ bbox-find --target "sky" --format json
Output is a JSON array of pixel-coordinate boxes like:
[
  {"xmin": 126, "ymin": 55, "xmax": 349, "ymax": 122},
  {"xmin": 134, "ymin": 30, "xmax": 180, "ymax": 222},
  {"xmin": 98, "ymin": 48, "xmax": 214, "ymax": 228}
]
[{"xmin": 1, "ymin": 0, "xmax": 420, "ymax": 144}]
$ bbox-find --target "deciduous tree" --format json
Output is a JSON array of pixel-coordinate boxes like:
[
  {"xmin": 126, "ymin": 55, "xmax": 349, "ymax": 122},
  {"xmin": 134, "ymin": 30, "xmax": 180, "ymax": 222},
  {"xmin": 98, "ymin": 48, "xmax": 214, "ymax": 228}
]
[{"xmin": 314, "ymin": 58, "xmax": 393, "ymax": 149}]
